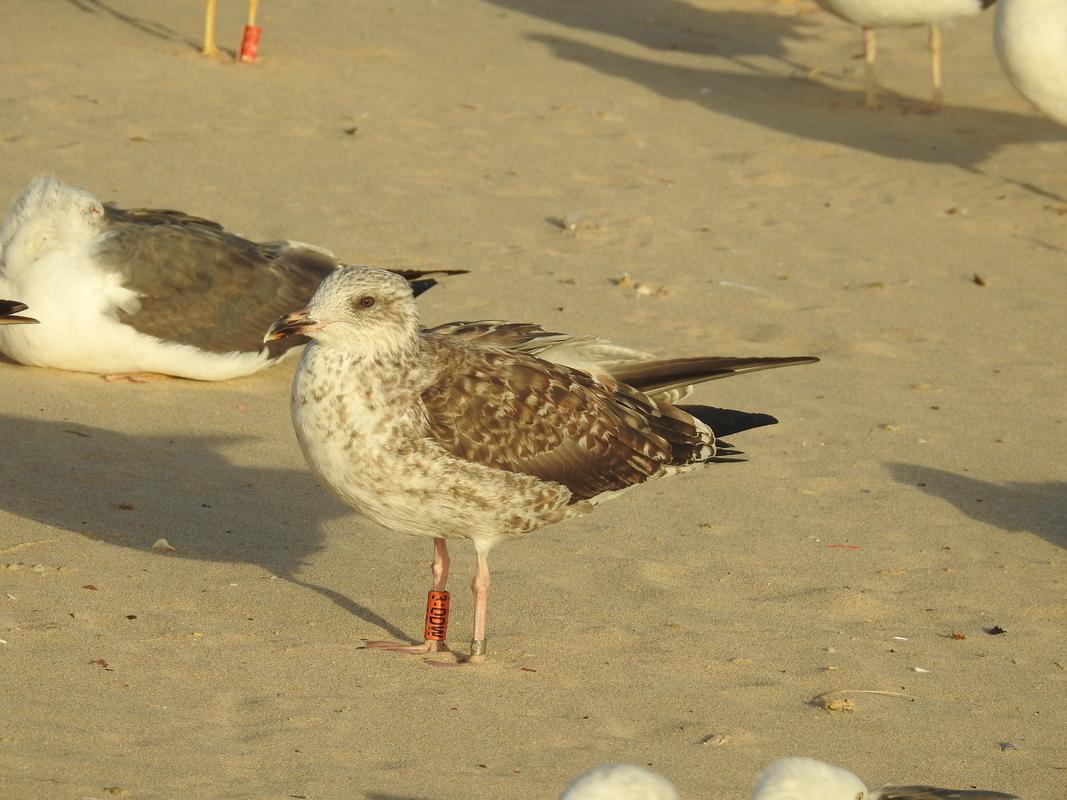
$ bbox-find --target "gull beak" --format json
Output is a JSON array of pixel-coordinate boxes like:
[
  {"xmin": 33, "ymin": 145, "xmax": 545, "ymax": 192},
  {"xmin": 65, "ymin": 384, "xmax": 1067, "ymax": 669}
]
[
  {"xmin": 0, "ymin": 302, "xmax": 39, "ymax": 325},
  {"xmin": 264, "ymin": 308, "xmax": 322, "ymax": 343}
]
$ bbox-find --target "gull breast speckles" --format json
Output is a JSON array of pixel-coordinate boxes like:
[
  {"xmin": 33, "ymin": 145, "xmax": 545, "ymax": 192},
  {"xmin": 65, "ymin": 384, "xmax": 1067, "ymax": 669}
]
[
  {"xmin": 0, "ymin": 175, "xmax": 463, "ymax": 381},
  {"xmin": 266, "ymin": 266, "xmax": 818, "ymax": 665}
]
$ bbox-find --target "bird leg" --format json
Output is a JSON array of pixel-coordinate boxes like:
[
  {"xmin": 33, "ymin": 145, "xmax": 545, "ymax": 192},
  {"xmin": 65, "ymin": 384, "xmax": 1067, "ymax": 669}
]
[
  {"xmin": 201, "ymin": 0, "xmax": 219, "ymax": 56},
  {"xmin": 929, "ymin": 24, "xmax": 944, "ymax": 111},
  {"xmin": 468, "ymin": 551, "xmax": 491, "ymax": 664},
  {"xmin": 367, "ymin": 537, "xmax": 451, "ymax": 655},
  {"xmin": 103, "ymin": 372, "xmax": 174, "ymax": 383},
  {"xmin": 862, "ymin": 27, "xmax": 878, "ymax": 109},
  {"xmin": 424, "ymin": 550, "xmax": 492, "ymax": 667}
]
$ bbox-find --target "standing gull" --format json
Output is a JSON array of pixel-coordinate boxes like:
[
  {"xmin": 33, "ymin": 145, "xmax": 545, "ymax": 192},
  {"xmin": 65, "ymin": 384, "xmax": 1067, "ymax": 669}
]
[
  {"xmin": 265, "ymin": 266, "xmax": 818, "ymax": 664},
  {"xmin": 813, "ymin": 0, "xmax": 997, "ymax": 109},
  {"xmin": 0, "ymin": 176, "xmax": 463, "ymax": 381},
  {"xmin": 995, "ymin": 0, "xmax": 1067, "ymax": 127}
]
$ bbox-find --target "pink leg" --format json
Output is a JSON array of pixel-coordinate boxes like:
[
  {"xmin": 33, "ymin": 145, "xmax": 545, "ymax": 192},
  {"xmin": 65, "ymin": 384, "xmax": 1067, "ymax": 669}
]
[
  {"xmin": 425, "ymin": 550, "xmax": 491, "ymax": 667},
  {"xmin": 862, "ymin": 27, "xmax": 878, "ymax": 109},
  {"xmin": 468, "ymin": 551, "xmax": 490, "ymax": 664},
  {"xmin": 367, "ymin": 538, "xmax": 450, "ymax": 655}
]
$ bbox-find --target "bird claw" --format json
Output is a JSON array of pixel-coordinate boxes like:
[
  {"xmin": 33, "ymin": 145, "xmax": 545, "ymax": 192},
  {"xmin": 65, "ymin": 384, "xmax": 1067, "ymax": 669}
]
[{"xmin": 364, "ymin": 639, "xmax": 444, "ymax": 656}]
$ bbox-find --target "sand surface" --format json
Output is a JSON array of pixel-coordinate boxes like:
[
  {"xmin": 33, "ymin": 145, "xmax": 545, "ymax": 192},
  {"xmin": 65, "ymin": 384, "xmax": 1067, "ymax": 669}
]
[{"xmin": 1, "ymin": 1, "xmax": 1065, "ymax": 798}]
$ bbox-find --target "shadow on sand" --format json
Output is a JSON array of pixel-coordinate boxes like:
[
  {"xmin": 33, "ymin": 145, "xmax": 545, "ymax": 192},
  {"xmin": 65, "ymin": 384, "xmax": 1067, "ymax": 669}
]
[
  {"xmin": 527, "ymin": 33, "xmax": 1064, "ymax": 175},
  {"xmin": 63, "ymin": 0, "xmax": 202, "ymax": 51},
  {"xmin": 0, "ymin": 413, "xmax": 411, "ymax": 640},
  {"xmin": 488, "ymin": 0, "xmax": 818, "ymax": 63},
  {"xmin": 888, "ymin": 462, "xmax": 1067, "ymax": 550}
]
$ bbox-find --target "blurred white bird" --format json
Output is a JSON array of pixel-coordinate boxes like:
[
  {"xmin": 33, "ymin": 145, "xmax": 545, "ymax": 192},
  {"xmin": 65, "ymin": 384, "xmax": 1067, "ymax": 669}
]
[
  {"xmin": 559, "ymin": 758, "xmax": 1022, "ymax": 799},
  {"xmin": 753, "ymin": 758, "xmax": 1021, "ymax": 799},
  {"xmin": 559, "ymin": 764, "xmax": 680, "ymax": 800},
  {"xmin": 995, "ymin": 0, "xmax": 1067, "ymax": 126}
]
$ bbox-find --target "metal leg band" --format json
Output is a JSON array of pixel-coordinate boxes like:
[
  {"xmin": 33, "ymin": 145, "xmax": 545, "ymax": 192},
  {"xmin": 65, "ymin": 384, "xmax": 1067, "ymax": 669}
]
[{"xmin": 469, "ymin": 638, "xmax": 487, "ymax": 657}]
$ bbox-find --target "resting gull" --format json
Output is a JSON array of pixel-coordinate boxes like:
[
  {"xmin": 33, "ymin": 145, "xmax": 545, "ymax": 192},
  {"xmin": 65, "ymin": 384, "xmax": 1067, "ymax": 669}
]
[
  {"xmin": 995, "ymin": 0, "xmax": 1067, "ymax": 127},
  {"xmin": 812, "ymin": 0, "xmax": 996, "ymax": 109},
  {"xmin": 0, "ymin": 300, "xmax": 37, "ymax": 326},
  {"xmin": 558, "ymin": 759, "xmax": 1021, "ymax": 799},
  {"xmin": 265, "ymin": 266, "xmax": 818, "ymax": 664},
  {"xmin": 0, "ymin": 176, "xmax": 462, "ymax": 381}
]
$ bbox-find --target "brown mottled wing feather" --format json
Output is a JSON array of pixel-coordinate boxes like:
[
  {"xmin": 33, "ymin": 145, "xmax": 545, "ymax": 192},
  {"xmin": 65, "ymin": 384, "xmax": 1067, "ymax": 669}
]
[
  {"xmin": 420, "ymin": 343, "xmax": 714, "ymax": 501},
  {"xmin": 425, "ymin": 320, "xmax": 566, "ymax": 350},
  {"xmin": 98, "ymin": 206, "xmax": 461, "ymax": 355},
  {"xmin": 875, "ymin": 787, "xmax": 1021, "ymax": 800},
  {"xmin": 608, "ymin": 356, "xmax": 819, "ymax": 396}
]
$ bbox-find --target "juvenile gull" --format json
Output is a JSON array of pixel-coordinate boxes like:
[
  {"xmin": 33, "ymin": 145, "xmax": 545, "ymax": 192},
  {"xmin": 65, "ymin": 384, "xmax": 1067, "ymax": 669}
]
[
  {"xmin": 812, "ymin": 0, "xmax": 996, "ymax": 109},
  {"xmin": 0, "ymin": 300, "xmax": 37, "ymax": 326},
  {"xmin": 0, "ymin": 176, "xmax": 463, "ymax": 381},
  {"xmin": 266, "ymin": 266, "xmax": 818, "ymax": 664}
]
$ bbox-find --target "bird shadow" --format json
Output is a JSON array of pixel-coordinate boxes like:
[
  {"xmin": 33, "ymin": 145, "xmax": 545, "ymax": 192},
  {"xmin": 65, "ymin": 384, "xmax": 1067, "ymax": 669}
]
[
  {"xmin": 487, "ymin": 0, "xmax": 817, "ymax": 64},
  {"xmin": 887, "ymin": 462, "xmax": 1067, "ymax": 550},
  {"xmin": 0, "ymin": 413, "xmax": 410, "ymax": 640},
  {"xmin": 527, "ymin": 33, "xmax": 1065, "ymax": 178},
  {"xmin": 62, "ymin": 0, "xmax": 201, "ymax": 51}
]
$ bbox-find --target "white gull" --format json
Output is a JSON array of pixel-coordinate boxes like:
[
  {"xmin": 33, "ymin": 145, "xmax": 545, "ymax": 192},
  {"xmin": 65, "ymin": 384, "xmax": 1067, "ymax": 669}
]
[
  {"xmin": 558, "ymin": 758, "xmax": 1021, "ymax": 799},
  {"xmin": 265, "ymin": 266, "xmax": 818, "ymax": 664},
  {"xmin": 995, "ymin": 0, "xmax": 1067, "ymax": 127},
  {"xmin": 0, "ymin": 176, "xmax": 461, "ymax": 381}
]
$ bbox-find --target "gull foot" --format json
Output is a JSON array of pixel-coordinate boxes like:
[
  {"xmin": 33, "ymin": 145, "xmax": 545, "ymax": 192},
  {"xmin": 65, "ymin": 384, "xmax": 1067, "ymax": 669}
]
[
  {"xmin": 365, "ymin": 639, "xmax": 444, "ymax": 656},
  {"xmin": 103, "ymin": 372, "xmax": 173, "ymax": 383}
]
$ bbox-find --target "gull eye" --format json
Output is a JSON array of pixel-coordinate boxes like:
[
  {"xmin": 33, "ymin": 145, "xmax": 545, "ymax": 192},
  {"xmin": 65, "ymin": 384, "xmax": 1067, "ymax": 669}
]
[{"xmin": 356, "ymin": 296, "xmax": 375, "ymax": 310}]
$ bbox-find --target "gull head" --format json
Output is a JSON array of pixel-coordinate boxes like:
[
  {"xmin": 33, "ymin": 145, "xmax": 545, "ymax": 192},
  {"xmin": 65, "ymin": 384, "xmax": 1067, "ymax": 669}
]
[
  {"xmin": 558, "ymin": 764, "xmax": 680, "ymax": 800},
  {"xmin": 264, "ymin": 266, "xmax": 421, "ymax": 359},
  {"xmin": 752, "ymin": 758, "xmax": 869, "ymax": 800},
  {"xmin": 1, "ymin": 175, "xmax": 105, "ymax": 270}
]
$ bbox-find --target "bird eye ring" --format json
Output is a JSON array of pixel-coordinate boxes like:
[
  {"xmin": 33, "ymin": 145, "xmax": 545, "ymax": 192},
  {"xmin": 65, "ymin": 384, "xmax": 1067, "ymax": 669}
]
[{"xmin": 357, "ymin": 296, "xmax": 375, "ymax": 309}]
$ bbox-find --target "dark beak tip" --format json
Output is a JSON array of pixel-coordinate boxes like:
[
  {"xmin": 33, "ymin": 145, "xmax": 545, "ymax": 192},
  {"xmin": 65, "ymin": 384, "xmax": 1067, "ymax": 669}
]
[{"xmin": 264, "ymin": 310, "xmax": 315, "ymax": 344}]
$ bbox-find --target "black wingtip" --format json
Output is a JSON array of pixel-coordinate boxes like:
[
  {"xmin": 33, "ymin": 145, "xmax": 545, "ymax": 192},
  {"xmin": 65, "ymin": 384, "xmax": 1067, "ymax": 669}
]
[
  {"xmin": 681, "ymin": 405, "xmax": 779, "ymax": 437},
  {"xmin": 410, "ymin": 278, "xmax": 439, "ymax": 298}
]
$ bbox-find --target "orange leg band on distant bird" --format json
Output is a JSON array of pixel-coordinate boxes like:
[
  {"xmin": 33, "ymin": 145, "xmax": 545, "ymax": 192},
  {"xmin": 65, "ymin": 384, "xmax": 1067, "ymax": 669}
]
[{"xmin": 423, "ymin": 590, "xmax": 450, "ymax": 641}]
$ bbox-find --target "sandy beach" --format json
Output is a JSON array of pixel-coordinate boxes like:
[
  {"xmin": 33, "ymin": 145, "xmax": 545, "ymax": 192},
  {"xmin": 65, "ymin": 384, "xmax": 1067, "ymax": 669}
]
[{"xmin": 1, "ymin": 1, "xmax": 1064, "ymax": 797}]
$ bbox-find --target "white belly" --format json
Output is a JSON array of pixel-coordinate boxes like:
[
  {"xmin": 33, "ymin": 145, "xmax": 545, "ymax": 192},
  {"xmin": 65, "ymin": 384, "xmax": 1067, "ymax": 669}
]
[
  {"xmin": 815, "ymin": 0, "xmax": 984, "ymax": 27},
  {"xmin": 995, "ymin": 0, "xmax": 1067, "ymax": 126}
]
